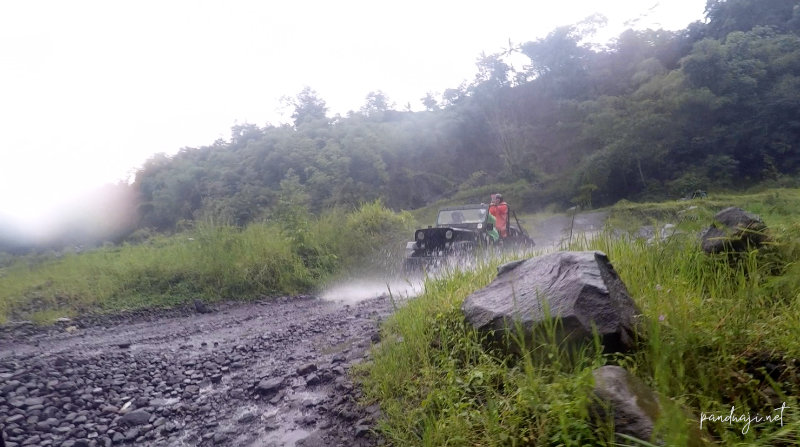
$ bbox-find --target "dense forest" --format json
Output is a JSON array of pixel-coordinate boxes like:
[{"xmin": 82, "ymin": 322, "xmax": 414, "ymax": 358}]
[{"xmin": 4, "ymin": 0, "xmax": 800, "ymax": 249}]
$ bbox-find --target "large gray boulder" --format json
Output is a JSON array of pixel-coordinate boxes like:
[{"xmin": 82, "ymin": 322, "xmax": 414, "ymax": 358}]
[
  {"xmin": 701, "ymin": 207, "xmax": 768, "ymax": 254},
  {"xmin": 461, "ymin": 251, "xmax": 640, "ymax": 353}
]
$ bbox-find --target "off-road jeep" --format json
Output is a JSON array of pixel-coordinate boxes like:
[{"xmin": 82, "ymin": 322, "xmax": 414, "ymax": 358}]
[{"xmin": 403, "ymin": 204, "xmax": 534, "ymax": 272}]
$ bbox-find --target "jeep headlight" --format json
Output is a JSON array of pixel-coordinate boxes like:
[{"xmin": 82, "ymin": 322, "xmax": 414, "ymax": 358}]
[
  {"xmin": 445, "ymin": 230, "xmax": 453, "ymax": 240},
  {"xmin": 477, "ymin": 223, "xmax": 483, "ymax": 229},
  {"xmin": 416, "ymin": 231, "xmax": 425, "ymax": 241}
]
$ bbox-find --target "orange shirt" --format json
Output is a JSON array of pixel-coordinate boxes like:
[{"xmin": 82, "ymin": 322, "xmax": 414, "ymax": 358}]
[{"xmin": 489, "ymin": 202, "xmax": 509, "ymax": 237}]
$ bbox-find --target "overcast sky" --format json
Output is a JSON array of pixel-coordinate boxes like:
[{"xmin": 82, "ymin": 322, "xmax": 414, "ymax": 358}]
[{"xmin": 0, "ymin": 0, "xmax": 706, "ymax": 228}]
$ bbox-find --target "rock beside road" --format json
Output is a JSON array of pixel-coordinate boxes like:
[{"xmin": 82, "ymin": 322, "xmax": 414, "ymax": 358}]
[
  {"xmin": 701, "ymin": 207, "xmax": 768, "ymax": 254},
  {"xmin": 462, "ymin": 251, "xmax": 641, "ymax": 354}
]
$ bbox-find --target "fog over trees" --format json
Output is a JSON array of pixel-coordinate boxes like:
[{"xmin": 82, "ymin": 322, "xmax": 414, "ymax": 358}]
[{"xmin": 4, "ymin": 0, "xmax": 800, "ymax": 250}]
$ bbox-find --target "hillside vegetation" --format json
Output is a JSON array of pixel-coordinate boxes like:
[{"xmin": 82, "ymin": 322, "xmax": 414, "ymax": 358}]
[
  {"xmin": 359, "ymin": 189, "xmax": 800, "ymax": 446},
  {"xmin": 126, "ymin": 0, "xmax": 800, "ymax": 237}
]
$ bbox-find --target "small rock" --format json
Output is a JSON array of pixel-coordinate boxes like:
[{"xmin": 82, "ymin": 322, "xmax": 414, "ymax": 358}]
[
  {"xmin": 305, "ymin": 373, "xmax": 321, "ymax": 386},
  {"xmin": 7, "ymin": 414, "xmax": 24, "ymax": 424},
  {"xmin": 120, "ymin": 410, "xmax": 151, "ymax": 426},
  {"xmin": 296, "ymin": 414, "xmax": 317, "ymax": 426},
  {"xmin": 213, "ymin": 432, "xmax": 228, "ymax": 444},
  {"xmin": 100, "ymin": 405, "xmax": 118, "ymax": 414},
  {"xmin": 355, "ymin": 425, "xmax": 371, "ymax": 438},
  {"xmin": 124, "ymin": 428, "xmax": 140, "ymax": 441},
  {"xmin": 269, "ymin": 391, "xmax": 284, "ymax": 405},
  {"xmin": 24, "ymin": 397, "xmax": 45, "ymax": 407},
  {"xmin": 237, "ymin": 413, "xmax": 258, "ymax": 424},
  {"xmin": 194, "ymin": 300, "xmax": 212, "ymax": 314},
  {"xmin": 591, "ymin": 366, "xmax": 658, "ymax": 443},
  {"xmin": 255, "ymin": 377, "xmax": 284, "ymax": 396},
  {"xmin": 184, "ymin": 385, "xmax": 200, "ymax": 395},
  {"xmin": 297, "ymin": 363, "xmax": 317, "ymax": 376}
]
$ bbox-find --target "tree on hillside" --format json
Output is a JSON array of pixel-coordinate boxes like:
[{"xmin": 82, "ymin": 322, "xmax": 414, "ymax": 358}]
[
  {"xmin": 360, "ymin": 90, "xmax": 393, "ymax": 118},
  {"xmin": 230, "ymin": 122, "xmax": 264, "ymax": 149},
  {"xmin": 421, "ymin": 92, "xmax": 440, "ymax": 111},
  {"xmin": 473, "ymin": 52, "xmax": 513, "ymax": 90},
  {"xmin": 289, "ymin": 87, "xmax": 329, "ymax": 127},
  {"xmin": 520, "ymin": 15, "xmax": 606, "ymax": 99}
]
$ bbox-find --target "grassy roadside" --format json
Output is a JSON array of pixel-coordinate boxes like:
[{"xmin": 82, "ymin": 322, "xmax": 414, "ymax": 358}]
[
  {"xmin": 359, "ymin": 189, "xmax": 800, "ymax": 446},
  {"xmin": 0, "ymin": 201, "xmax": 413, "ymax": 324}
]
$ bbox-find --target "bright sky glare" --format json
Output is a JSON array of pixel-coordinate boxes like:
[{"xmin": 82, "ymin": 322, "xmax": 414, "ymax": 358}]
[{"xmin": 0, "ymin": 0, "xmax": 706, "ymax": 230}]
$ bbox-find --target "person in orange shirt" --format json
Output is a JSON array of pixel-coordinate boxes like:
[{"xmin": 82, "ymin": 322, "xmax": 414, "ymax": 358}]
[{"xmin": 488, "ymin": 193, "xmax": 509, "ymax": 238}]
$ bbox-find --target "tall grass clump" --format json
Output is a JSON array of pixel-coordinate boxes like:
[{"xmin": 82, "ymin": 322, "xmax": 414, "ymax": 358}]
[
  {"xmin": 361, "ymin": 190, "xmax": 800, "ymax": 446},
  {"xmin": 310, "ymin": 200, "xmax": 414, "ymax": 274}
]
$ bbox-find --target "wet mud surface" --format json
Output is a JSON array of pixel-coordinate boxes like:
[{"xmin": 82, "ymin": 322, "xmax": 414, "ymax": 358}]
[{"xmin": 0, "ymin": 295, "xmax": 394, "ymax": 446}]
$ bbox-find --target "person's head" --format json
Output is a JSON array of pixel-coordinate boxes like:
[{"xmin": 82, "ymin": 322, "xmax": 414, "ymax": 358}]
[{"xmin": 493, "ymin": 193, "xmax": 503, "ymax": 204}]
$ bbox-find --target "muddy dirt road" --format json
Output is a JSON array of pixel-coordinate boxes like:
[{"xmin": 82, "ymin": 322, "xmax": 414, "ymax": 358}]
[{"xmin": 0, "ymin": 295, "xmax": 396, "ymax": 447}]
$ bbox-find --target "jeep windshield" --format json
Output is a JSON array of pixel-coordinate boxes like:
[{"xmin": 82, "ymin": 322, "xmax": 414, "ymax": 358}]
[{"xmin": 435, "ymin": 205, "xmax": 488, "ymax": 226}]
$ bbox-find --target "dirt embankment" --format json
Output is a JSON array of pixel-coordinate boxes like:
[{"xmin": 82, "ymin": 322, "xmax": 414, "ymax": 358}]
[{"xmin": 0, "ymin": 295, "xmax": 394, "ymax": 447}]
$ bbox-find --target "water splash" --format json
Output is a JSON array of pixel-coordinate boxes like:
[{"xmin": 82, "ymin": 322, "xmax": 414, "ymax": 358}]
[{"xmin": 319, "ymin": 277, "xmax": 424, "ymax": 304}]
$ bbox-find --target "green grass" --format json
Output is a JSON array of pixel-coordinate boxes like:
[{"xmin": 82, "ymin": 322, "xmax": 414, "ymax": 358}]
[
  {"xmin": 0, "ymin": 201, "xmax": 413, "ymax": 323},
  {"xmin": 0, "ymin": 224, "xmax": 310, "ymax": 323},
  {"xmin": 359, "ymin": 189, "xmax": 800, "ymax": 446},
  {"xmin": 608, "ymin": 188, "xmax": 800, "ymax": 232}
]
